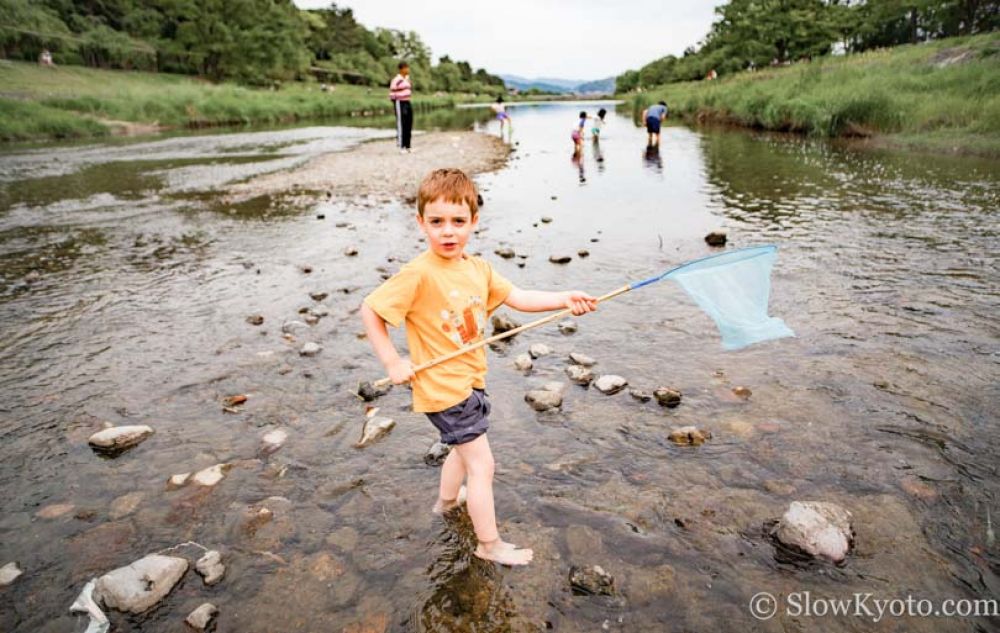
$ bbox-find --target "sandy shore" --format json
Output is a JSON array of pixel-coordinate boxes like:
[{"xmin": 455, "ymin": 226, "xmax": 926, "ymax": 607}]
[{"xmin": 226, "ymin": 131, "xmax": 510, "ymax": 203}]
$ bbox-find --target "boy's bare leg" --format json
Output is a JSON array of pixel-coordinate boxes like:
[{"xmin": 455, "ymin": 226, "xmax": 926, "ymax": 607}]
[
  {"xmin": 433, "ymin": 448, "xmax": 466, "ymax": 514},
  {"xmin": 454, "ymin": 434, "xmax": 533, "ymax": 566}
]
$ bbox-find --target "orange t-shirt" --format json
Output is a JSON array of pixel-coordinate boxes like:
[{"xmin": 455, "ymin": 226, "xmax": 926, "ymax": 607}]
[{"xmin": 363, "ymin": 250, "xmax": 513, "ymax": 413}]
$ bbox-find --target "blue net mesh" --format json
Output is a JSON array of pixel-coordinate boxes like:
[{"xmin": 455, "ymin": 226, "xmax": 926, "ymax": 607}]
[{"xmin": 664, "ymin": 245, "xmax": 795, "ymax": 350}]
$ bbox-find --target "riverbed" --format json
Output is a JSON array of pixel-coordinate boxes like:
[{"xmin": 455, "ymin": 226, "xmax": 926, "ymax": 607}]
[{"xmin": 0, "ymin": 102, "xmax": 997, "ymax": 632}]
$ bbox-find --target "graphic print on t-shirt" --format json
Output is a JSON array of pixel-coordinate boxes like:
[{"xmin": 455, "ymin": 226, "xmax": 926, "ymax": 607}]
[{"xmin": 439, "ymin": 290, "xmax": 486, "ymax": 346}]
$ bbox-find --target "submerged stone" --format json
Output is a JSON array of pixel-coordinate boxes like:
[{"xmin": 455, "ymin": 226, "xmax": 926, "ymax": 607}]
[
  {"xmin": 668, "ymin": 426, "xmax": 711, "ymax": 446},
  {"xmin": 654, "ymin": 387, "xmax": 682, "ymax": 408},
  {"xmin": 525, "ymin": 390, "xmax": 562, "ymax": 412},
  {"xmin": 355, "ymin": 417, "xmax": 395, "ymax": 448},
  {"xmin": 93, "ymin": 554, "xmax": 188, "ymax": 614},
  {"xmin": 88, "ymin": 425, "xmax": 154, "ymax": 452},
  {"xmin": 569, "ymin": 565, "xmax": 616, "ymax": 596}
]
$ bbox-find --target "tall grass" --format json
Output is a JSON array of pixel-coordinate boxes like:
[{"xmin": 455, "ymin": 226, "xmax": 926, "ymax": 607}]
[
  {"xmin": 626, "ymin": 34, "xmax": 1000, "ymax": 153},
  {"xmin": 0, "ymin": 61, "xmax": 469, "ymax": 142}
]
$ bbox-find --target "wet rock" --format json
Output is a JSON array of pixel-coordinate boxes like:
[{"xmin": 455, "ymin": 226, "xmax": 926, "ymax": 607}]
[
  {"xmin": 541, "ymin": 215, "xmax": 553, "ymax": 222},
  {"xmin": 629, "ymin": 389, "xmax": 652, "ymax": 402},
  {"xmin": 491, "ymin": 313, "xmax": 521, "ymax": 335},
  {"xmin": 668, "ymin": 426, "xmax": 711, "ymax": 445},
  {"xmin": 525, "ymin": 389, "xmax": 562, "ymax": 412},
  {"xmin": 529, "ymin": 343, "xmax": 552, "ymax": 358},
  {"xmin": 424, "ymin": 441, "xmax": 451, "ymax": 466},
  {"xmin": 495, "ymin": 247, "xmax": 515, "ymax": 259},
  {"xmin": 344, "ymin": 246, "xmax": 358, "ymax": 256},
  {"xmin": 513, "ymin": 353, "xmax": 533, "ymax": 371},
  {"xmin": 246, "ymin": 314, "xmax": 264, "ymax": 326},
  {"xmin": 185, "ymin": 603, "xmax": 218, "ymax": 631},
  {"xmin": 357, "ymin": 381, "xmax": 392, "ymax": 401},
  {"xmin": 723, "ymin": 419, "xmax": 754, "ymax": 438},
  {"xmin": 310, "ymin": 291, "xmax": 328, "ymax": 302},
  {"xmin": 223, "ymin": 394, "xmax": 247, "ymax": 408},
  {"xmin": 565, "ymin": 364, "xmax": 594, "ymax": 385},
  {"xmin": 109, "ymin": 492, "xmax": 145, "ymax": 520},
  {"xmin": 195, "ymin": 550, "xmax": 225, "ymax": 586},
  {"xmin": 88, "ymin": 425, "xmax": 154, "ymax": 452},
  {"xmin": 0, "ymin": 562, "xmax": 22, "ymax": 586},
  {"xmin": 355, "ymin": 417, "xmax": 395, "ymax": 448},
  {"xmin": 558, "ymin": 319, "xmax": 578, "ymax": 335},
  {"xmin": 654, "ymin": 387, "xmax": 682, "ymax": 408},
  {"xmin": 577, "ymin": 249, "xmax": 590, "ymax": 257},
  {"xmin": 549, "ymin": 254, "xmax": 572, "ymax": 264},
  {"xmin": 281, "ymin": 320, "xmax": 309, "ymax": 334},
  {"xmin": 167, "ymin": 472, "xmax": 190, "ymax": 490},
  {"xmin": 93, "ymin": 554, "xmax": 188, "ymax": 614},
  {"xmin": 303, "ymin": 314, "xmax": 320, "ymax": 325},
  {"xmin": 705, "ymin": 230, "xmax": 727, "ymax": 246},
  {"xmin": 192, "ymin": 464, "xmax": 231, "ymax": 487},
  {"xmin": 568, "ymin": 352, "xmax": 596, "ymax": 366},
  {"xmin": 732, "ymin": 386, "xmax": 752, "ymax": 399},
  {"xmin": 36, "ymin": 503, "xmax": 75, "ymax": 519},
  {"xmin": 259, "ymin": 428, "xmax": 288, "ymax": 456},
  {"xmin": 300, "ymin": 342, "xmax": 321, "ymax": 356},
  {"xmin": 771, "ymin": 501, "xmax": 854, "ymax": 564},
  {"xmin": 300, "ymin": 265, "xmax": 313, "ymax": 274},
  {"xmin": 569, "ymin": 565, "xmax": 616, "ymax": 596},
  {"xmin": 594, "ymin": 375, "xmax": 628, "ymax": 395},
  {"xmin": 310, "ymin": 304, "xmax": 330, "ymax": 317},
  {"xmin": 69, "ymin": 579, "xmax": 108, "ymax": 631}
]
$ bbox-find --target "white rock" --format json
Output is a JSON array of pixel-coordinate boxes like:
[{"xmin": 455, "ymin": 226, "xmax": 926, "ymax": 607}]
[
  {"xmin": 0, "ymin": 562, "xmax": 23, "ymax": 586},
  {"xmin": 558, "ymin": 319, "xmax": 578, "ymax": 334},
  {"xmin": 69, "ymin": 579, "xmax": 109, "ymax": 632},
  {"xmin": 259, "ymin": 428, "xmax": 288, "ymax": 455},
  {"xmin": 568, "ymin": 352, "xmax": 596, "ymax": 366},
  {"xmin": 513, "ymin": 353, "xmax": 533, "ymax": 371},
  {"xmin": 565, "ymin": 364, "xmax": 594, "ymax": 385},
  {"xmin": 192, "ymin": 464, "xmax": 230, "ymax": 487},
  {"xmin": 300, "ymin": 342, "xmax": 321, "ymax": 356},
  {"xmin": 195, "ymin": 550, "xmax": 225, "ymax": 586},
  {"xmin": 281, "ymin": 320, "xmax": 309, "ymax": 334},
  {"xmin": 594, "ymin": 375, "xmax": 628, "ymax": 395},
  {"xmin": 88, "ymin": 425, "xmax": 154, "ymax": 451},
  {"xmin": 773, "ymin": 501, "xmax": 854, "ymax": 563},
  {"xmin": 185, "ymin": 603, "xmax": 218, "ymax": 631},
  {"xmin": 167, "ymin": 472, "xmax": 191, "ymax": 490},
  {"xmin": 355, "ymin": 417, "xmax": 395, "ymax": 448},
  {"xmin": 525, "ymin": 390, "xmax": 562, "ymax": 411},
  {"xmin": 93, "ymin": 554, "xmax": 188, "ymax": 614},
  {"xmin": 528, "ymin": 343, "xmax": 552, "ymax": 358}
]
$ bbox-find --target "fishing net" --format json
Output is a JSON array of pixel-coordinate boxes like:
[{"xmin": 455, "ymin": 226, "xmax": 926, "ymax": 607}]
[{"xmin": 663, "ymin": 245, "xmax": 795, "ymax": 350}]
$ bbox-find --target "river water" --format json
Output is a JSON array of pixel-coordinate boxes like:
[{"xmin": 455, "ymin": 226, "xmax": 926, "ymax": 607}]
[{"xmin": 0, "ymin": 102, "xmax": 997, "ymax": 632}]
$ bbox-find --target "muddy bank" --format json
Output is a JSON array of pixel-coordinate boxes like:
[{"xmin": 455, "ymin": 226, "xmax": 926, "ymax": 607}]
[{"xmin": 226, "ymin": 131, "xmax": 510, "ymax": 204}]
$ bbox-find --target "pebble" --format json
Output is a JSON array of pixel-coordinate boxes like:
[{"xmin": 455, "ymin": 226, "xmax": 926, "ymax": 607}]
[
  {"xmin": 771, "ymin": 501, "xmax": 854, "ymax": 564},
  {"xmin": 629, "ymin": 389, "xmax": 652, "ymax": 402},
  {"xmin": 577, "ymin": 249, "xmax": 590, "ymax": 257},
  {"xmin": 565, "ymin": 364, "xmax": 594, "ymax": 385},
  {"xmin": 528, "ymin": 343, "xmax": 552, "ymax": 358},
  {"xmin": 732, "ymin": 386, "xmax": 752, "ymax": 399},
  {"xmin": 192, "ymin": 464, "xmax": 230, "ymax": 487},
  {"xmin": 300, "ymin": 342, "xmax": 321, "ymax": 356},
  {"xmin": 310, "ymin": 291, "xmax": 329, "ymax": 302},
  {"xmin": 705, "ymin": 230, "xmax": 727, "ymax": 246},
  {"xmin": 344, "ymin": 246, "xmax": 358, "ymax": 256},
  {"xmin": 303, "ymin": 314, "xmax": 320, "ymax": 325},
  {"xmin": 246, "ymin": 314, "xmax": 264, "ymax": 325},
  {"xmin": 495, "ymin": 247, "xmax": 515, "ymax": 259},
  {"xmin": 167, "ymin": 472, "xmax": 190, "ymax": 490},
  {"xmin": 513, "ymin": 353, "xmax": 533, "ymax": 371},
  {"xmin": 654, "ymin": 387, "xmax": 682, "ymax": 408},
  {"xmin": 668, "ymin": 426, "xmax": 711, "ymax": 446},
  {"xmin": 108, "ymin": 492, "xmax": 145, "ymax": 520},
  {"xmin": 185, "ymin": 603, "xmax": 219, "ymax": 631},
  {"xmin": 88, "ymin": 425, "xmax": 154, "ymax": 452},
  {"xmin": 568, "ymin": 352, "xmax": 596, "ymax": 366},
  {"xmin": 549, "ymin": 255, "xmax": 572, "ymax": 264},
  {"xmin": 541, "ymin": 216, "xmax": 553, "ymax": 222},
  {"xmin": 281, "ymin": 320, "xmax": 309, "ymax": 334},
  {"xmin": 0, "ymin": 562, "xmax": 23, "ymax": 586},
  {"xmin": 558, "ymin": 319, "xmax": 578, "ymax": 334},
  {"xmin": 594, "ymin": 375, "xmax": 628, "ymax": 395},
  {"xmin": 357, "ymin": 381, "xmax": 392, "ymax": 401},
  {"xmin": 195, "ymin": 550, "xmax": 226, "ymax": 586}
]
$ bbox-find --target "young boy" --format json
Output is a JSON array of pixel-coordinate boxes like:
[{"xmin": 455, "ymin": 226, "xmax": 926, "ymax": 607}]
[{"xmin": 361, "ymin": 168, "xmax": 597, "ymax": 566}]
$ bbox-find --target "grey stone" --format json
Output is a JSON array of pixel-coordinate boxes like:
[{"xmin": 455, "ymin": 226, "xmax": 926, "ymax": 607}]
[
  {"xmin": 357, "ymin": 381, "xmax": 392, "ymax": 401},
  {"xmin": 88, "ymin": 426, "xmax": 154, "ymax": 451},
  {"xmin": 558, "ymin": 319, "xmax": 578, "ymax": 334},
  {"xmin": 629, "ymin": 389, "xmax": 652, "ymax": 402},
  {"xmin": 192, "ymin": 464, "xmax": 230, "ymax": 487},
  {"xmin": 491, "ymin": 313, "xmax": 521, "ymax": 335},
  {"xmin": 259, "ymin": 428, "xmax": 288, "ymax": 456},
  {"xmin": 495, "ymin": 247, "xmax": 515, "ymax": 259},
  {"xmin": 93, "ymin": 554, "xmax": 188, "ymax": 614},
  {"xmin": 195, "ymin": 550, "xmax": 225, "ymax": 586},
  {"xmin": 569, "ymin": 565, "xmax": 616, "ymax": 596},
  {"xmin": 246, "ymin": 314, "xmax": 264, "ymax": 326},
  {"xmin": 300, "ymin": 342, "xmax": 321, "ymax": 356},
  {"xmin": 355, "ymin": 417, "xmax": 395, "ymax": 448},
  {"xmin": 525, "ymin": 390, "xmax": 562, "ymax": 411},
  {"xmin": 565, "ymin": 364, "xmax": 594, "ymax": 385},
  {"xmin": 513, "ymin": 353, "xmax": 533, "ymax": 371},
  {"xmin": 568, "ymin": 352, "xmax": 596, "ymax": 366},
  {"xmin": 424, "ymin": 441, "xmax": 451, "ymax": 466},
  {"xmin": 528, "ymin": 343, "xmax": 552, "ymax": 358},
  {"xmin": 185, "ymin": 603, "xmax": 219, "ymax": 631},
  {"xmin": 0, "ymin": 562, "xmax": 22, "ymax": 586},
  {"xmin": 771, "ymin": 501, "xmax": 854, "ymax": 564},
  {"xmin": 594, "ymin": 375, "xmax": 628, "ymax": 395},
  {"xmin": 281, "ymin": 320, "xmax": 309, "ymax": 334}
]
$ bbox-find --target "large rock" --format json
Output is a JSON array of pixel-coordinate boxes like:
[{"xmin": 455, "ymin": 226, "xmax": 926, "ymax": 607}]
[
  {"xmin": 195, "ymin": 550, "xmax": 225, "ymax": 586},
  {"xmin": 594, "ymin": 375, "xmax": 628, "ymax": 395},
  {"xmin": 355, "ymin": 417, "xmax": 395, "ymax": 448},
  {"xmin": 565, "ymin": 364, "xmax": 594, "ymax": 385},
  {"xmin": 772, "ymin": 501, "xmax": 854, "ymax": 564},
  {"xmin": 525, "ymin": 390, "xmax": 562, "ymax": 412},
  {"xmin": 93, "ymin": 554, "xmax": 188, "ymax": 614},
  {"xmin": 88, "ymin": 425, "xmax": 154, "ymax": 452}
]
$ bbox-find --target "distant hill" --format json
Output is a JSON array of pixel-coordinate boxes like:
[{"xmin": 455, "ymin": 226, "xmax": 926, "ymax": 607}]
[{"xmin": 499, "ymin": 74, "xmax": 614, "ymax": 95}]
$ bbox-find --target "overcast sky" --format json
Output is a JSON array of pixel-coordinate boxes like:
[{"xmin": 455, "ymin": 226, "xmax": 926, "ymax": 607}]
[{"xmin": 292, "ymin": 0, "xmax": 720, "ymax": 80}]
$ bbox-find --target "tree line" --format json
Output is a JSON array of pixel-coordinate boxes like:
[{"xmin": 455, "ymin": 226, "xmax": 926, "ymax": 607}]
[
  {"xmin": 617, "ymin": 0, "xmax": 998, "ymax": 91},
  {"xmin": 0, "ymin": 0, "xmax": 507, "ymax": 93}
]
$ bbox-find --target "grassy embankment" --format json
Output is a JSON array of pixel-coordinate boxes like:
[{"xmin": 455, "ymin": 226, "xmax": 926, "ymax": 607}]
[
  {"xmin": 625, "ymin": 33, "xmax": 1000, "ymax": 156},
  {"xmin": 0, "ymin": 60, "xmax": 498, "ymax": 142}
]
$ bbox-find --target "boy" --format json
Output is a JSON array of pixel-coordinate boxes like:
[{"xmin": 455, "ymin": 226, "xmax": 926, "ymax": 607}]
[
  {"xmin": 641, "ymin": 100, "xmax": 668, "ymax": 147},
  {"xmin": 361, "ymin": 168, "xmax": 596, "ymax": 566}
]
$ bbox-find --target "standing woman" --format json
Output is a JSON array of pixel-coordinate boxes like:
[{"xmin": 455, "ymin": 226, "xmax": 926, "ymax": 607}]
[{"xmin": 389, "ymin": 61, "xmax": 413, "ymax": 153}]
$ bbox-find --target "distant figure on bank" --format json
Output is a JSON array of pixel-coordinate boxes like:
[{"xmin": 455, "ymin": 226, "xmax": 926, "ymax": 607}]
[
  {"xmin": 706, "ymin": 69, "xmax": 718, "ymax": 81},
  {"xmin": 39, "ymin": 49, "xmax": 54, "ymax": 67},
  {"xmin": 491, "ymin": 96, "xmax": 511, "ymax": 138},
  {"xmin": 641, "ymin": 100, "xmax": 668, "ymax": 147},
  {"xmin": 591, "ymin": 107, "xmax": 607, "ymax": 140},
  {"xmin": 389, "ymin": 61, "xmax": 413, "ymax": 153},
  {"xmin": 572, "ymin": 111, "xmax": 587, "ymax": 154}
]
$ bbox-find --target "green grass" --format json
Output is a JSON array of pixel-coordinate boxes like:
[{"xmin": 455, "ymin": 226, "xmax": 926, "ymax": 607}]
[
  {"xmin": 0, "ymin": 61, "xmax": 486, "ymax": 142},
  {"xmin": 624, "ymin": 33, "xmax": 1000, "ymax": 156}
]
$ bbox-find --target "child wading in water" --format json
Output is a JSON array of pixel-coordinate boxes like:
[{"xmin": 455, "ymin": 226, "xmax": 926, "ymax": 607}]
[
  {"xmin": 361, "ymin": 169, "xmax": 597, "ymax": 566},
  {"xmin": 571, "ymin": 111, "xmax": 587, "ymax": 154},
  {"xmin": 491, "ymin": 96, "xmax": 511, "ymax": 138}
]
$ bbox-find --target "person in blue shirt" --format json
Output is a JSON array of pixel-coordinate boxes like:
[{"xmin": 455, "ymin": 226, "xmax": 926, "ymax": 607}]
[{"xmin": 640, "ymin": 101, "xmax": 668, "ymax": 147}]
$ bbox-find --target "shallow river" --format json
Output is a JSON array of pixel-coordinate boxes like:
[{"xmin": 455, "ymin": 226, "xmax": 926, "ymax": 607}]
[{"xmin": 0, "ymin": 102, "xmax": 997, "ymax": 632}]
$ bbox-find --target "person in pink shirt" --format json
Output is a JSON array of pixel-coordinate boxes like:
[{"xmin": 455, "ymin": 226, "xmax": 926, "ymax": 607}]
[{"xmin": 389, "ymin": 61, "xmax": 414, "ymax": 153}]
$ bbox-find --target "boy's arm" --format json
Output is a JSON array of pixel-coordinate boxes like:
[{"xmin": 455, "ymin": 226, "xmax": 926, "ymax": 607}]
[
  {"xmin": 503, "ymin": 286, "xmax": 597, "ymax": 315},
  {"xmin": 360, "ymin": 303, "xmax": 414, "ymax": 383}
]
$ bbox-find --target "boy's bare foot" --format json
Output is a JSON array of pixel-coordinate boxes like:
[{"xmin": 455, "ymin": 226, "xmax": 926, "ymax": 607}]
[
  {"xmin": 432, "ymin": 485, "xmax": 467, "ymax": 514},
  {"xmin": 474, "ymin": 539, "xmax": 533, "ymax": 566}
]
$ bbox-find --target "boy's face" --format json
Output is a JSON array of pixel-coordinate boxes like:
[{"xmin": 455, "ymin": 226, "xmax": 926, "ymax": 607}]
[{"xmin": 417, "ymin": 198, "xmax": 478, "ymax": 260}]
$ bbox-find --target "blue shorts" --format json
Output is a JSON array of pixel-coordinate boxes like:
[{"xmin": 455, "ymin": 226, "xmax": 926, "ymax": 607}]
[
  {"xmin": 646, "ymin": 116, "xmax": 661, "ymax": 134},
  {"xmin": 426, "ymin": 388, "xmax": 490, "ymax": 445}
]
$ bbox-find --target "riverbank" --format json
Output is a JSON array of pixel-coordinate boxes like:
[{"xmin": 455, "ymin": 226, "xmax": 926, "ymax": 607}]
[
  {"xmin": 226, "ymin": 131, "xmax": 510, "ymax": 205},
  {"xmin": 0, "ymin": 61, "xmax": 478, "ymax": 143},
  {"xmin": 624, "ymin": 33, "xmax": 1000, "ymax": 156}
]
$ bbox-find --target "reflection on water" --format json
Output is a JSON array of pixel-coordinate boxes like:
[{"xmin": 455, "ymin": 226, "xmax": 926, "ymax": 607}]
[
  {"xmin": 0, "ymin": 101, "xmax": 998, "ymax": 632},
  {"xmin": 642, "ymin": 144, "xmax": 663, "ymax": 173}
]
